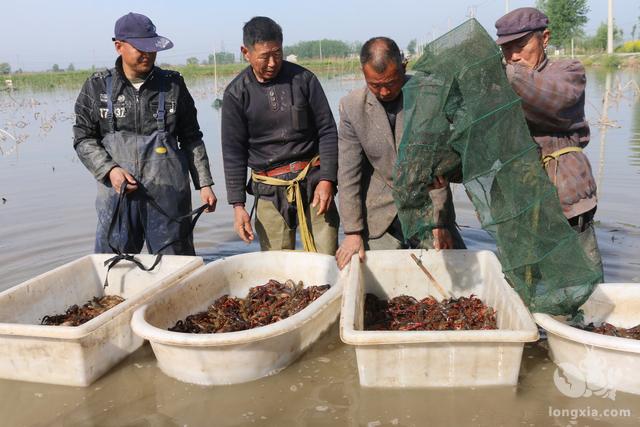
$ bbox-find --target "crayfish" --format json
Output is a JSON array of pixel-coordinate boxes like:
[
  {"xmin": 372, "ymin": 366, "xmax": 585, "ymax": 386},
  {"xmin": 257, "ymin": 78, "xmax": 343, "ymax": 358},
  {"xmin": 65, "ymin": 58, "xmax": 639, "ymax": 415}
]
[
  {"xmin": 364, "ymin": 293, "xmax": 498, "ymax": 331},
  {"xmin": 169, "ymin": 279, "xmax": 330, "ymax": 334},
  {"xmin": 41, "ymin": 295, "xmax": 125, "ymax": 326},
  {"xmin": 578, "ymin": 322, "xmax": 640, "ymax": 340}
]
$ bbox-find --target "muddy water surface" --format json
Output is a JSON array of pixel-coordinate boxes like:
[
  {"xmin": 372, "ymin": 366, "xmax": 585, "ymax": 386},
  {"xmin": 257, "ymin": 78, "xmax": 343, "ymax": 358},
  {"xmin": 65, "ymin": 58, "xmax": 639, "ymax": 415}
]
[{"xmin": 1, "ymin": 69, "xmax": 639, "ymax": 426}]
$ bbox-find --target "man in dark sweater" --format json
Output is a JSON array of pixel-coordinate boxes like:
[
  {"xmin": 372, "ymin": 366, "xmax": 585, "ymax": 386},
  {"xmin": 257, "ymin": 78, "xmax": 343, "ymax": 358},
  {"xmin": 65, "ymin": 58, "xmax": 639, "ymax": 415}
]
[{"xmin": 221, "ymin": 16, "xmax": 339, "ymax": 254}]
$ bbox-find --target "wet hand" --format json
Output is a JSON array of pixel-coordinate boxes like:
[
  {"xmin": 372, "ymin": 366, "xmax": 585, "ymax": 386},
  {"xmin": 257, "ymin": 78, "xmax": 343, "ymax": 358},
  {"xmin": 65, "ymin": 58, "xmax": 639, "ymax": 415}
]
[
  {"xmin": 428, "ymin": 176, "xmax": 448, "ymax": 191},
  {"xmin": 432, "ymin": 228, "xmax": 454, "ymax": 250},
  {"xmin": 108, "ymin": 167, "xmax": 137, "ymax": 194},
  {"xmin": 199, "ymin": 186, "xmax": 217, "ymax": 212},
  {"xmin": 312, "ymin": 180, "xmax": 333, "ymax": 215},
  {"xmin": 335, "ymin": 233, "xmax": 365, "ymax": 270},
  {"xmin": 233, "ymin": 205, "xmax": 254, "ymax": 243}
]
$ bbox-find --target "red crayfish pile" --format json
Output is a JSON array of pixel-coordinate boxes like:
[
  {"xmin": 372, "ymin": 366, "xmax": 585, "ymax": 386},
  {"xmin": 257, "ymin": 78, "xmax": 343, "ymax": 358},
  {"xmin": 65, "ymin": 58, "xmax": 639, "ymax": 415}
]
[
  {"xmin": 364, "ymin": 293, "xmax": 498, "ymax": 331},
  {"xmin": 41, "ymin": 295, "xmax": 125, "ymax": 326},
  {"xmin": 579, "ymin": 322, "xmax": 640, "ymax": 340},
  {"xmin": 169, "ymin": 279, "xmax": 330, "ymax": 334}
]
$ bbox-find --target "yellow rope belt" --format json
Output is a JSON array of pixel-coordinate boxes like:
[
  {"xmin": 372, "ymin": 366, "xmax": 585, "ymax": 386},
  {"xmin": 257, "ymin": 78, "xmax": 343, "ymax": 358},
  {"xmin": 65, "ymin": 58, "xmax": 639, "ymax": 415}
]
[
  {"xmin": 251, "ymin": 155, "xmax": 319, "ymax": 252},
  {"xmin": 542, "ymin": 146, "xmax": 583, "ymax": 167}
]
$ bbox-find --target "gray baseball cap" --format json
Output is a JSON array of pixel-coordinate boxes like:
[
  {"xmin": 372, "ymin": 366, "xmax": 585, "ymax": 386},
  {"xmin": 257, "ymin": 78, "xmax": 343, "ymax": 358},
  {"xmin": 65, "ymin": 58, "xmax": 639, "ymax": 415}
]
[{"xmin": 495, "ymin": 7, "xmax": 549, "ymax": 46}]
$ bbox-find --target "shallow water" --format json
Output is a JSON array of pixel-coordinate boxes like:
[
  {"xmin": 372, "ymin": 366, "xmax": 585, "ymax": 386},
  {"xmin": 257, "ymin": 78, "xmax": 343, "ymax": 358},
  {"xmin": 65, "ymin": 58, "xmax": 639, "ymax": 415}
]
[{"xmin": 1, "ymin": 68, "xmax": 639, "ymax": 426}]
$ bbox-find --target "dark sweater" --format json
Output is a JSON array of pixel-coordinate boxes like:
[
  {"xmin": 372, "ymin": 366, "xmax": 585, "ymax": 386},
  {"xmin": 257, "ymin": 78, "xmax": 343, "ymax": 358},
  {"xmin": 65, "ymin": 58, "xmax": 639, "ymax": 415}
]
[{"xmin": 221, "ymin": 61, "xmax": 338, "ymax": 204}]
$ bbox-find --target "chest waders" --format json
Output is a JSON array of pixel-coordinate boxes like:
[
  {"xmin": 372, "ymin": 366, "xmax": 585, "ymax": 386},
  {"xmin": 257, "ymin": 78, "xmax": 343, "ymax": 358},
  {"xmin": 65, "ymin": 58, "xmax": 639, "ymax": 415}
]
[{"xmin": 95, "ymin": 73, "xmax": 200, "ymax": 263}]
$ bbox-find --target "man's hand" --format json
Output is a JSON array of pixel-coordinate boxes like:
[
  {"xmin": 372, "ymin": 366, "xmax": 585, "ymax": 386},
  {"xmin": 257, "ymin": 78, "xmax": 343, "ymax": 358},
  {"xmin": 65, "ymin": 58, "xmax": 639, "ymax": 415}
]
[
  {"xmin": 432, "ymin": 228, "xmax": 454, "ymax": 250},
  {"xmin": 311, "ymin": 180, "xmax": 334, "ymax": 215},
  {"xmin": 428, "ymin": 175, "xmax": 448, "ymax": 191},
  {"xmin": 233, "ymin": 204, "xmax": 254, "ymax": 243},
  {"xmin": 199, "ymin": 186, "xmax": 218, "ymax": 212},
  {"xmin": 109, "ymin": 166, "xmax": 138, "ymax": 194},
  {"xmin": 335, "ymin": 233, "xmax": 365, "ymax": 270}
]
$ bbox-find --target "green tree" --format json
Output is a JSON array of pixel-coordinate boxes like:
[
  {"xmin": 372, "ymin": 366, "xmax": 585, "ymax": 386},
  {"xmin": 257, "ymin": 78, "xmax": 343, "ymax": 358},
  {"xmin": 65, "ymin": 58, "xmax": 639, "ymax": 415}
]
[
  {"xmin": 186, "ymin": 57, "xmax": 199, "ymax": 66},
  {"xmin": 0, "ymin": 62, "xmax": 10, "ymax": 74},
  {"xmin": 537, "ymin": 0, "xmax": 589, "ymax": 48},
  {"xmin": 285, "ymin": 39, "xmax": 353, "ymax": 59},
  {"xmin": 586, "ymin": 22, "xmax": 623, "ymax": 51},
  {"xmin": 52, "ymin": 64, "xmax": 60, "ymax": 72},
  {"xmin": 407, "ymin": 39, "xmax": 417, "ymax": 56},
  {"xmin": 67, "ymin": 63, "xmax": 75, "ymax": 72}
]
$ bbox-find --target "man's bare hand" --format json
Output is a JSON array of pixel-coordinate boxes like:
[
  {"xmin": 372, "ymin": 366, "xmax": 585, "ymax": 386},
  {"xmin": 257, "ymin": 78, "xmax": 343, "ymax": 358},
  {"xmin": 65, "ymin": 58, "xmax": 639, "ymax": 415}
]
[
  {"xmin": 199, "ymin": 186, "xmax": 218, "ymax": 212},
  {"xmin": 109, "ymin": 167, "xmax": 137, "ymax": 194},
  {"xmin": 311, "ymin": 180, "xmax": 334, "ymax": 215},
  {"xmin": 432, "ymin": 228, "xmax": 454, "ymax": 250},
  {"xmin": 233, "ymin": 205, "xmax": 254, "ymax": 243},
  {"xmin": 428, "ymin": 175, "xmax": 448, "ymax": 191},
  {"xmin": 335, "ymin": 233, "xmax": 365, "ymax": 270}
]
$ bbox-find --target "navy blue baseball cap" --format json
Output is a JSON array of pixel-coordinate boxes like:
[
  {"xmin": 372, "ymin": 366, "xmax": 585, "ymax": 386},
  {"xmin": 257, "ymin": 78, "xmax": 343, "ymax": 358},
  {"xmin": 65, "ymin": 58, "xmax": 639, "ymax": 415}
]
[{"xmin": 112, "ymin": 12, "xmax": 173, "ymax": 52}]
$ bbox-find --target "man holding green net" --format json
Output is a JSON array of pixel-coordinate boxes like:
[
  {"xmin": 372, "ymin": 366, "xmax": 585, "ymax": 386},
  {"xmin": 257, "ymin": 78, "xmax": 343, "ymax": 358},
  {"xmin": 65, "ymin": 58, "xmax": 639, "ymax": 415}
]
[
  {"xmin": 495, "ymin": 7, "xmax": 602, "ymax": 274},
  {"xmin": 335, "ymin": 37, "xmax": 465, "ymax": 270}
]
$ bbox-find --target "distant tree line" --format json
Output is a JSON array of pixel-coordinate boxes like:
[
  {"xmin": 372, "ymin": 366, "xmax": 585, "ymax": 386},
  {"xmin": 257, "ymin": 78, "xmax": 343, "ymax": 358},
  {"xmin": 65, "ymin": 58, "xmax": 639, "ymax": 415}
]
[
  {"xmin": 186, "ymin": 51, "xmax": 236, "ymax": 66},
  {"xmin": 284, "ymin": 39, "xmax": 361, "ymax": 59}
]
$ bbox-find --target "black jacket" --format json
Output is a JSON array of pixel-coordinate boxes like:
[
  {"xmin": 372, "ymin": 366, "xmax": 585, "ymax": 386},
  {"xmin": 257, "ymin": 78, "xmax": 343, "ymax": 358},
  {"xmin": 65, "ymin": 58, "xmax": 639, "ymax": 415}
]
[
  {"xmin": 73, "ymin": 58, "xmax": 213, "ymax": 189},
  {"xmin": 221, "ymin": 61, "xmax": 338, "ymax": 204}
]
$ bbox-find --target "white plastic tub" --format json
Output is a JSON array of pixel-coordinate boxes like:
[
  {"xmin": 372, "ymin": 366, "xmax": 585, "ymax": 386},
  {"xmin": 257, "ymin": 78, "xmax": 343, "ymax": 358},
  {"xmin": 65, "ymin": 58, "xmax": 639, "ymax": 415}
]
[
  {"xmin": 534, "ymin": 283, "xmax": 640, "ymax": 395},
  {"xmin": 340, "ymin": 249, "xmax": 539, "ymax": 388},
  {"xmin": 0, "ymin": 254, "xmax": 202, "ymax": 386},
  {"xmin": 131, "ymin": 251, "xmax": 344, "ymax": 386}
]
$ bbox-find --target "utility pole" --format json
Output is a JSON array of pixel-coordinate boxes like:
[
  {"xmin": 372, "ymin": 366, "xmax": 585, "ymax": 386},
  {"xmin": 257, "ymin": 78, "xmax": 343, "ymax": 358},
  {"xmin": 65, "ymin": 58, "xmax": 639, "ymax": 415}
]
[
  {"xmin": 607, "ymin": 0, "xmax": 614, "ymax": 54},
  {"xmin": 213, "ymin": 44, "xmax": 218, "ymax": 98},
  {"xmin": 571, "ymin": 38, "xmax": 574, "ymax": 59},
  {"xmin": 319, "ymin": 39, "xmax": 323, "ymax": 62},
  {"xmin": 467, "ymin": 6, "xmax": 477, "ymax": 19},
  {"xmin": 505, "ymin": 0, "xmax": 510, "ymax": 14}
]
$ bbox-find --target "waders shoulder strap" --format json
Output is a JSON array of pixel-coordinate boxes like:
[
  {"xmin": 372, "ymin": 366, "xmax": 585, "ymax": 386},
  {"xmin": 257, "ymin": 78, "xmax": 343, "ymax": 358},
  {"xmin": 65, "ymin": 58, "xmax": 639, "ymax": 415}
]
[{"xmin": 105, "ymin": 74, "xmax": 115, "ymax": 133}]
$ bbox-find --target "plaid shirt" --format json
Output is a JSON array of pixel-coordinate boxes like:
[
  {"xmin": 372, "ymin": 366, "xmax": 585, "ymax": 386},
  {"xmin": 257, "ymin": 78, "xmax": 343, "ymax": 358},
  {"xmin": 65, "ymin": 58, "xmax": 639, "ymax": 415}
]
[{"xmin": 507, "ymin": 57, "xmax": 597, "ymax": 219}]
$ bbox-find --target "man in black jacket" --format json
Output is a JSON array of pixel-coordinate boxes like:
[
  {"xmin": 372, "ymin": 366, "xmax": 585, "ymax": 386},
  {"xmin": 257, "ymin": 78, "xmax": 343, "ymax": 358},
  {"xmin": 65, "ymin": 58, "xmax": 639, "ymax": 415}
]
[
  {"xmin": 73, "ymin": 12, "xmax": 217, "ymax": 255},
  {"xmin": 222, "ymin": 16, "xmax": 339, "ymax": 254}
]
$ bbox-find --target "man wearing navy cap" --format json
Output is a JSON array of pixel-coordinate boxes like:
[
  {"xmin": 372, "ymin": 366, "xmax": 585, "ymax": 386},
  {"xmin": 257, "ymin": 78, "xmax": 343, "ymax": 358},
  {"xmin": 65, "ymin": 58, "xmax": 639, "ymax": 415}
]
[
  {"xmin": 73, "ymin": 12, "xmax": 217, "ymax": 255},
  {"xmin": 495, "ymin": 7, "xmax": 602, "ymax": 274}
]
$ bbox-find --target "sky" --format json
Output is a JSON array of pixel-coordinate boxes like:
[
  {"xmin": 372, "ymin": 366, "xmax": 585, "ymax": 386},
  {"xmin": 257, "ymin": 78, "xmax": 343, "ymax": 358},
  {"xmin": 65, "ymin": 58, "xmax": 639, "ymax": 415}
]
[{"xmin": 1, "ymin": 0, "xmax": 639, "ymax": 71}]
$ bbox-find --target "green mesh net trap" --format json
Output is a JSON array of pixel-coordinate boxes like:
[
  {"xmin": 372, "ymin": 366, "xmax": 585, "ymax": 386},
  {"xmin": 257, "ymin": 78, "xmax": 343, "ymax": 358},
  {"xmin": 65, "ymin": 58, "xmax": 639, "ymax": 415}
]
[{"xmin": 393, "ymin": 19, "xmax": 603, "ymax": 315}]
